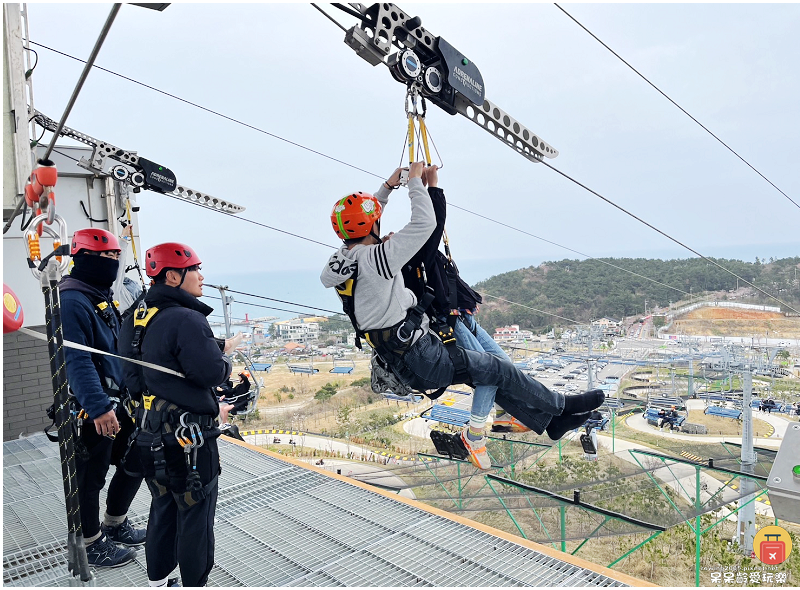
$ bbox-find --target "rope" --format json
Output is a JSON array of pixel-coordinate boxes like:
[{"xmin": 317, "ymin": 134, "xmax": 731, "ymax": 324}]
[{"xmin": 19, "ymin": 326, "xmax": 186, "ymax": 378}]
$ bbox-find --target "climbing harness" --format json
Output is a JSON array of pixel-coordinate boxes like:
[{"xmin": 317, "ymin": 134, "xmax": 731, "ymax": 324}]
[{"xmin": 137, "ymin": 394, "xmax": 219, "ymax": 508}]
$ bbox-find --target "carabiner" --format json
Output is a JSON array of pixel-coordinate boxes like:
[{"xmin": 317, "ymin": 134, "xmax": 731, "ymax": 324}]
[
  {"xmin": 188, "ymin": 422, "xmax": 204, "ymax": 450},
  {"xmin": 24, "ymin": 213, "xmax": 69, "ymax": 278}
]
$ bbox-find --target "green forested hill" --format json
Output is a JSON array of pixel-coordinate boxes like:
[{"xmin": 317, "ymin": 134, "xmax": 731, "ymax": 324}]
[{"xmin": 473, "ymin": 256, "xmax": 800, "ymax": 334}]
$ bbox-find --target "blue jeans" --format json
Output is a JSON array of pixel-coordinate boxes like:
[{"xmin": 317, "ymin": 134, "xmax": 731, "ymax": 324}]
[
  {"xmin": 453, "ymin": 315, "xmax": 508, "ymax": 424},
  {"xmin": 395, "ymin": 332, "xmax": 563, "ymax": 434}
]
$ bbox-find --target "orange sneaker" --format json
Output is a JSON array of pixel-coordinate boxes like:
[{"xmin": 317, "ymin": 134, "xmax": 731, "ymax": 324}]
[
  {"xmin": 491, "ymin": 412, "xmax": 531, "ymax": 433},
  {"xmin": 459, "ymin": 427, "xmax": 491, "ymax": 469}
]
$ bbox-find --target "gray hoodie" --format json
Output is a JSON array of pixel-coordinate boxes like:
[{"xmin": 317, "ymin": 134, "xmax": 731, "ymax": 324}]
[{"xmin": 320, "ymin": 177, "xmax": 435, "ymax": 336}]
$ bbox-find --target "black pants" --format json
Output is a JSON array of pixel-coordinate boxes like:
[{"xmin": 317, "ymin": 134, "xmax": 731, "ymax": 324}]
[
  {"xmin": 139, "ymin": 434, "xmax": 220, "ymax": 587},
  {"xmin": 77, "ymin": 413, "xmax": 143, "ymax": 538}
]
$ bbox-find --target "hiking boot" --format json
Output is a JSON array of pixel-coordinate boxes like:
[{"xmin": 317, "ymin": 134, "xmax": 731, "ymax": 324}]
[
  {"xmin": 491, "ymin": 412, "xmax": 531, "ymax": 433},
  {"xmin": 102, "ymin": 518, "xmax": 146, "ymax": 546},
  {"xmin": 459, "ymin": 428, "xmax": 491, "ymax": 470},
  {"xmin": 85, "ymin": 534, "xmax": 137, "ymax": 568}
]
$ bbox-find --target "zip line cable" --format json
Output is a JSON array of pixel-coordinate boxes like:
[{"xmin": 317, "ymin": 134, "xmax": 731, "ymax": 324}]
[
  {"xmin": 221, "ymin": 288, "xmax": 340, "ymax": 315},
  {"xmin": 554, "ymin": 3, "xmax": 800, "ymax": 212},
  {"xmin": 26, "ymin": 39, "xmax": 384, "ymax": 182},
  {"xmin": 34, "ymin": 43, "xmax": 796, "ymax": 314},
  {"xmin": 202, "ymin": 294, "xmax": 319, "ymax": 317},
  {"xmin": 203, "ymin": 292, "xmax": 339, "ymax": 316},
  {"xmin": 448, "ymin": 203, "xmax": 691, "ymax": 297},
  {"xmin": 50, "ymin": 147, "xmax": 338, "ymax": 250},
  {"xmin": 540, "ymin": 160, "xmax": 800, "ymax": 315},
  {"xmin": 480, "ymin": 294, "xmax": 582, "ymax": 325}
]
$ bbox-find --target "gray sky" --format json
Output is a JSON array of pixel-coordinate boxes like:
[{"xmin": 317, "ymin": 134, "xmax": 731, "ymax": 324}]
[{"xmin": 25, "ymin": 2, "xmax": 800, "ymax": 297}]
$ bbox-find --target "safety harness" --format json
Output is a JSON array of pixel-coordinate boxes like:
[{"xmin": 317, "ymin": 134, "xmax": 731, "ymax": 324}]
[
  {"xmin": 335, "ymin": 261, "xmax": 467, "ymax": 400},
  {"xmin": 44, "ymin": 285, "xmax": 126, "ymax": 448},
  {"xmin": 411, "ymin": 260, "xmax": 472, "ymax": 387},
  {"xmin": 128, "ymin": 302, "xmax": 219, "ymax": 506}
]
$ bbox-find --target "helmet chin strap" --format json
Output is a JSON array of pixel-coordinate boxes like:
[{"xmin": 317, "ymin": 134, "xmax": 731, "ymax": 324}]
[
  {"xmin": 176, "ymin": 268, "xmax": 188, "ymax": 288},
  {"xmin": 369, "ymin": 219, "xmax": 382, "ymax": 243}
]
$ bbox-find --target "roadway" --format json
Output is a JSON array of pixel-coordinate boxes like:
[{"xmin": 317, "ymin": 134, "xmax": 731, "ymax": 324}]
[{"xmin": 241, "ymin": 431, "xmax": 420, "ymax": 499}]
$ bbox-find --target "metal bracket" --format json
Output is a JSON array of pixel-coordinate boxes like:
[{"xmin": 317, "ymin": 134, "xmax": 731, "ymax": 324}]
[
  {"xmin": 32, "ymin": 110, "xmax": 246, "ymax": 214},
  {"xmin": 337, "ymin": 3, "xmax": 558, "ymax": 161}
]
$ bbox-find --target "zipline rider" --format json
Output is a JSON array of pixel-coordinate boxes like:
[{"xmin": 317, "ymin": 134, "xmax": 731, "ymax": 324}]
[
  {"xmin": 320, "ymin": 162, "xmax": 604, "ymax": 463},
  {"xmin": 119, "ymin": 242, "xmax": 233, "ymax": 588}
]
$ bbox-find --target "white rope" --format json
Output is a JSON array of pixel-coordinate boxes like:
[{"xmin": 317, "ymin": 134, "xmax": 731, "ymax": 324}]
[{"xmin": 19, "ymin": 326, "xmax": 186, "ymax": 378}]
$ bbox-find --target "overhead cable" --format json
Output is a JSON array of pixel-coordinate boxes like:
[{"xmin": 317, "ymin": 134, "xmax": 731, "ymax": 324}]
[
  {"xmin": 449, "ymin": 203, "xmax": 690, "ymax": 297},
  {"xmin": 32, "ymin": 41, "xmax": 795, "ymax": 314},
  {"xmin": 34, "ymin": 47, "xmax": 694, "ymax": 301},
  {"xmin": 481, "ymin": 294, "xmax": 582, "ymax": 325},
  {"xmin": 202, "ymin": 293, "xmax": 333, "ymax": 317},
  {"xmin": 26, "ymin": 39, "xmax": 384, "ymax": 182},
  {"xmin": 554, "ymin": 3, "xmax": 799, "ymax": 212},
  {"xmin": 540, "ymin": 160, "xmax": 800, "ymax": 315},
  {"xmin": 221, "ymin": 288, "xmax": 340, "ymax": 315}
]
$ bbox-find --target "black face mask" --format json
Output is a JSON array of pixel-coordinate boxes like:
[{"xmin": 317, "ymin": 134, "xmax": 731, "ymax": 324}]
[{"xmin": 70, "ymin": 253, "xmax": 119, "ymax": 289}]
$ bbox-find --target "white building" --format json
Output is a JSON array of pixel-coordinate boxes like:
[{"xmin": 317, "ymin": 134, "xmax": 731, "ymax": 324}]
[
  {"xmin": 493, "ymin": 325, "xmax": 535, "ymax": 343},
  {"xmin": 274, "ymin": 318, "xmax": 321, "ymax": 344}
]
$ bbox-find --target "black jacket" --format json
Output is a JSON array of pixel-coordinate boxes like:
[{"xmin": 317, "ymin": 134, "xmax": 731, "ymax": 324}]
[
  {"xmin": 118, "ymin": 283, "xmax": 230, "ymax": 416},
  {"xmin": 59, "ymin": 276, "xmax": 123, "ymax": 419},
  {"xmin": 402, "ymin": 186, "xmax": 482, "ymax": 317}
]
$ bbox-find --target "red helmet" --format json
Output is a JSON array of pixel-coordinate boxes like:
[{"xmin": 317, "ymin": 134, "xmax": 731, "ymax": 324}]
[
  {"xmin": 145, "ymin": 242, "xmax": 201, "ymax": 277},
  {"xmin": 71, "ymin": 228, "xmax": 121, "ymax": 255},
  {"xmin": 330, "ymin": 192, "xmax": 382, "ymax": 240}
]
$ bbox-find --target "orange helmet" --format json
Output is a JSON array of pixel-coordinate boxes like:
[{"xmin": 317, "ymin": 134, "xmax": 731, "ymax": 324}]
[{"xmin": 330, "ymin": 192, "xmax": 382, "ymax": 240}]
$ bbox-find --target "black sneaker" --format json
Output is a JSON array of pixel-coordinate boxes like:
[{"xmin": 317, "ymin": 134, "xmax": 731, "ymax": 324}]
[
  {"xmin": 167, "ymin": 578, "xmax": 181, "ymax": 587},
  {"xmin": 102, "ymin": 518, "xmax": 146, "ymax": 547},
  {"xmin": 85, "ymin": 534, "xmax": 137, "ymax": 568}
]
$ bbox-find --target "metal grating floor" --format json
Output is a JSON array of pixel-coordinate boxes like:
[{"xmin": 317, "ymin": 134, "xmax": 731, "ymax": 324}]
[{"xmin": 3, "ymin": 432, "xmax": 630, "ymax": 587}]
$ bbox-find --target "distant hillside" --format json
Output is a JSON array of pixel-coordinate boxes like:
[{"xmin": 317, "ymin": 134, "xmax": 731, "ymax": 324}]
[
  {"xmin": 473, "ymin": 256, "xmax": 800, "ymax": 334},
  {"xmin": 674, "ymin": 307, "xmax": 800, "ymax": 339}
]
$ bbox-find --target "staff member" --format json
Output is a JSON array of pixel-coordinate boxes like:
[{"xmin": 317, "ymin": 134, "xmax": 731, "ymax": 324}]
[
  {"xmin": 119, "ymin": 242, "xmax": 232, "ymax": 587},
  {"xmin": 60, "ymin": 228, "xmax": 145, "ymax": 568}
]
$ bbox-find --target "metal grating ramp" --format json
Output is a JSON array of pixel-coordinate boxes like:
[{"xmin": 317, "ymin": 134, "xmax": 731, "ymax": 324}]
[{"xmin": 3, "ymin": 432, "xmax": 630, "ymax": 587}]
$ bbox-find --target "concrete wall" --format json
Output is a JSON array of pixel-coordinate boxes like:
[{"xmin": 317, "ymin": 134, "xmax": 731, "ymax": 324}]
[{"xmin": 3, "ymin": 327, "xmax": 53, "ymax": 441}]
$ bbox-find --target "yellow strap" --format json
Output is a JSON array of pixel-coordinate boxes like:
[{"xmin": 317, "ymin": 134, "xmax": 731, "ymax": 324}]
[
  {"xmin": 407, "ymin": 115, "xmax": 416, "ymax": 165},
  {"xmin": 419, "ymin": 117, "xmax": 432, "ymax": 165},
  {"xmin": 142, "ymin": 394, "xmax": 155, "ymax": 411},
  {"xmin": 133, "ymin": 306, "xmax": 159, "ymax": 328},
  {"xmin": 335, "ymin": 279, "xmax": 354, "ymax": 297}
]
